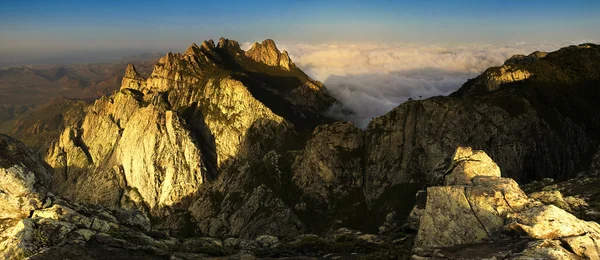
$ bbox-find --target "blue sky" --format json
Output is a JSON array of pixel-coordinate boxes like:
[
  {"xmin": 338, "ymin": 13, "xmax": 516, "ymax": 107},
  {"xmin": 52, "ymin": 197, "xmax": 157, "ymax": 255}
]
[{"xmin": 1, "ymin": 0, "xmax": 599, "ymax": 55}]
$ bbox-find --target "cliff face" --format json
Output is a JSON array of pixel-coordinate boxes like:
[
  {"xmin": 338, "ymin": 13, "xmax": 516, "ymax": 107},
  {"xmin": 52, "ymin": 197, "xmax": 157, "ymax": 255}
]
[{"xmin": 367, "ymin": 44, "xmax": 600, "ymax": 188}]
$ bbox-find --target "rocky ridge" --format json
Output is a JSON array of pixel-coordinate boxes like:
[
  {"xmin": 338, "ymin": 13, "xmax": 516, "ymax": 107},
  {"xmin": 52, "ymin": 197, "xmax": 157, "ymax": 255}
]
[{"xmin": 42, "ymin": 38, "xmax": 337, "ymax": 234}]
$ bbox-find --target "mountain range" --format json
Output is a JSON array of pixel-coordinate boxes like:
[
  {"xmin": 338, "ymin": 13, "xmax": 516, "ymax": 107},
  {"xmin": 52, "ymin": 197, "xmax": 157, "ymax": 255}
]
[{"xmin": 1, "ymin": 39, "xmax": 600, "ymax": 259}]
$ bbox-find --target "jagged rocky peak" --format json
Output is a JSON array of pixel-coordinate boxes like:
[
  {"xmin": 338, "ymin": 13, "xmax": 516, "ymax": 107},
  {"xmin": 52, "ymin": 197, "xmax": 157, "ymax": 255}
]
[
  {"xmin": 202, "ymin": 39, "xmax": 215, "ymax": 49},
  {"xmin": 43, "ymin": 36, "xmax": 337, "ymax": 227},
  {"xmin": 123, "ymin": 63, "xmax": 142, "ymax": 79},
  {"xmin": 504, "ymin": 50, "xmax": 548, "ymax": 65},
  {"xmin": 217, "ymin": 37, "xmax": 242, "ymax": 50},
  {"xmin": 120, "ymin": 64, "xmax": 146, "ymax": 91},
  {"xmin": 461, "ymin": 64, "xmax": 532, "ymax": 95},
  {"xmin": 184, "ymin": 42, "xmax": 201, "ymax": 55},
  {"xmin": 246, "ymin": 39, "xmax": 295, "ymax": 70}
]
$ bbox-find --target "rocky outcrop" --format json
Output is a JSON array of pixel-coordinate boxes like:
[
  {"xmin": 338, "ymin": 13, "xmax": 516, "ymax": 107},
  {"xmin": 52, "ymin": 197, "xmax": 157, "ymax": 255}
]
[
  {"xmin": 504, "ymin": 51, "xmax": 548, "ymax": 65},
  {"xmin": 472, "ymin": 65, "xmax": 532, "ymax": 93},
  {"xmin": 292, "ymin": 122, "xmax": 364, "ymax": 199},
  {"xmin": 443, "ymin": 146, "xmax": 501, "ymax": 185},
  {"xmin": 0, "ymin": 135, "xmax": 51, "ymax": 219},
  {"xmin": 522, "ymin": 176, "xmax": 600, "ymax": 224},
  {"xmin": 411, "ymin": 147, "xmax": 600, "ymax": 260},
  {"xmin": 246, "ymin": 39, "xmax": 295, "ymax": 71},
  {"xmin": 46, "ymin": 90, "xmax": 208, "ymax": 220},
  {"xmin": 189, "ymin": 151, "xmax": 305, "ymax": 239},
  {"xmin": 120, "ymin": 64, "xmax": 146, "ymax": 91}
]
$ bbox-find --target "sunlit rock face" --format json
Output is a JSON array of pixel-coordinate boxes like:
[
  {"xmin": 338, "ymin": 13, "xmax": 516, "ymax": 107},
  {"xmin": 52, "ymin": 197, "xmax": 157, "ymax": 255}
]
[
  {"xmin": 504, "ymin": 51, "xmax": 548, "ymax": 65},
  {"xmin": 454, "ymin": 64, "xmax": 532, "ymax": 96},
  {"xmin": 479, "ymin": 65, "xmax": 532, "ymax": 91},
  {"xmin": 44, "ymin": 38, "xmax": 337, "ymax": 230},
  {"xmin": 0, "ymin": 135, "xmax": 50, "ymax": 219},
  {"xmin": 411, "ymin": 147, "xmax": 600, "ymax": 260},
  {"xmin": 46, "ymin": 89, "xmax": 207, "ymax": 218},
  {"xmin": 246, "ymin": 39, "xmax": 294, "ymax": 71}
]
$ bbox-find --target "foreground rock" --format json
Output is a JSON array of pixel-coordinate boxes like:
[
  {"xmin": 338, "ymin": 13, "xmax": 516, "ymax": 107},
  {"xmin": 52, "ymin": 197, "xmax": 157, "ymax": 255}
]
[
  {"xmin": 0, "ymin": 135, "xmax": 51, "ymax": 219},
  {"xmin": 2, "ymin": 133, "xmax": 415, "ymax": 259},
  {"xmin": 411, "ymin": 147, "xmax": 600, "ymax": 260}
]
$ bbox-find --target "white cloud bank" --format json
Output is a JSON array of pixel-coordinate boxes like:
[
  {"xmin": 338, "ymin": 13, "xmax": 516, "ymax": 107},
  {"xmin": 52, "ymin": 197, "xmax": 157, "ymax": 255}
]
[{"xmin": 244, "ymin": 41, "xmax": 596, "ymax": 128}]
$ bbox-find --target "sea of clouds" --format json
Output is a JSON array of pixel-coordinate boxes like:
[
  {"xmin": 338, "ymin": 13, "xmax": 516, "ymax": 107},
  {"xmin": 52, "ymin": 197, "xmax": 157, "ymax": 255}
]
[{"xmin": 243, "ymin": 41, "xmax": 594, "ymax": 128}]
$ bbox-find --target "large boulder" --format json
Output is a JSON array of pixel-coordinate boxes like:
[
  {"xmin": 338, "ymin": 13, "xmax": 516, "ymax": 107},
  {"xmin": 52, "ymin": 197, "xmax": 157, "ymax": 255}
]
[
  {"xmin": 443, "ymin": 146, "xmax": 501, "ymax": 185},
  {"xmin": 412, "ymin": 147, "xmax": 600, "ymax": 260},
  {"xmin": 0, "ymin": 135, "xmax": 51, "ymax": 219}
]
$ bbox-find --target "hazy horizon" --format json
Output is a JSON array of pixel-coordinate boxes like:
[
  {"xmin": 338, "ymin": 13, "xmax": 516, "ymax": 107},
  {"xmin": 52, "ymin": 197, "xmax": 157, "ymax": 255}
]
[{"xmin": 2, "ymin": 0, "xmax": 599, "ymax": 55}]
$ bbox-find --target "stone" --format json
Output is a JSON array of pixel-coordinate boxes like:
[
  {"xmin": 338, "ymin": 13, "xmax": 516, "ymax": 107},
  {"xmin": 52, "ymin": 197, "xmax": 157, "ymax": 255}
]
[
  {"xmin": 444, "ymin": 147, "xmax": 501, "ymax": 185},
  {"xmin": 35, "ymin": 218, "xmax": 77, "ymax": 242},
  {"xmin": 412, "ymin": 147, "xmax": 600, "ymax": 259},
  {"xmin": 255, "ymin": 235, "xmax": 279, "ymax": 248},
  {"xmin": 504, "ymin": 51, "xmax": 547, "ymax": 65},
  {"xmin": 224, "ymin": 237, "xmax": 241, "ymax": 248},
  {"xmin": 511, "ymin": 240, "xmax": 581, "ymax": 260},
  {"xmin": 0, "ymin": 135, "xmax": 51, "ymax": 219},
  {"xmin": 32, "ymin": 204, "xmax": 93, "ymax": 229},
  {"xmin": 529, "ymin": 190, "xmax": 573, "ymax": 212},
  {"xmin": 69, "ymin": 229, "xmax": 96, "ymax": 242},
  {"xmin": 182, "ymin": 237, "xmax": 223, "ymax": 253},
  {"xmin": 505, "ymin": 205, "xmax": 592, "ymax": 239},
  {"xmin": 246, "ymin": 39, "xmax": 295, "ymax": 71},
  {"xmin": 413, "ymin": 186, "xmax": 489, "ymax": 249},
  {"xmin": 114, "ymin": 208, "xmax": 151, "ymax": 231},
  {"xmin": 0, "ymin": 218, "xmax": 37, "ymax": 259},
  {"xmin": 239, "ymin": 239, "xmax": 259, "ymax": 251},
  {"xmin": 561, "ymin": 234, "xmax": 600, "ymax": 260}
]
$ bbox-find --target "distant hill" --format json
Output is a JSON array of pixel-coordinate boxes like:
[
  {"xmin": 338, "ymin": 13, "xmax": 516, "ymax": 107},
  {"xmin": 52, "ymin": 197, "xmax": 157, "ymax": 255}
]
[{"xmin": 0, "ymin": 54, "xmax": 159, "ymax": 123}]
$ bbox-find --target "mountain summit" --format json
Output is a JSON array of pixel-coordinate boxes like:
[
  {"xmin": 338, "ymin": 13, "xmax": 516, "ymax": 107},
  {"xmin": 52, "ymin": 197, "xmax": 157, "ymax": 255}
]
[
  {"xmin": 40, "ymin": 38, "xmax": 339, "ymax": 231},
  {"xmin": 246, "ymin": 39, "xmax": 295, "ymax": 71}
]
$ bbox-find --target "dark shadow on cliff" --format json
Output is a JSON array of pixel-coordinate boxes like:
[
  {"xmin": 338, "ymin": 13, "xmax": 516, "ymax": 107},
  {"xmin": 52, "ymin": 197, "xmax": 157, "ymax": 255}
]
[{"xmin": 210, "ymin": 43, "xmax": 338, "ymax": 135}]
